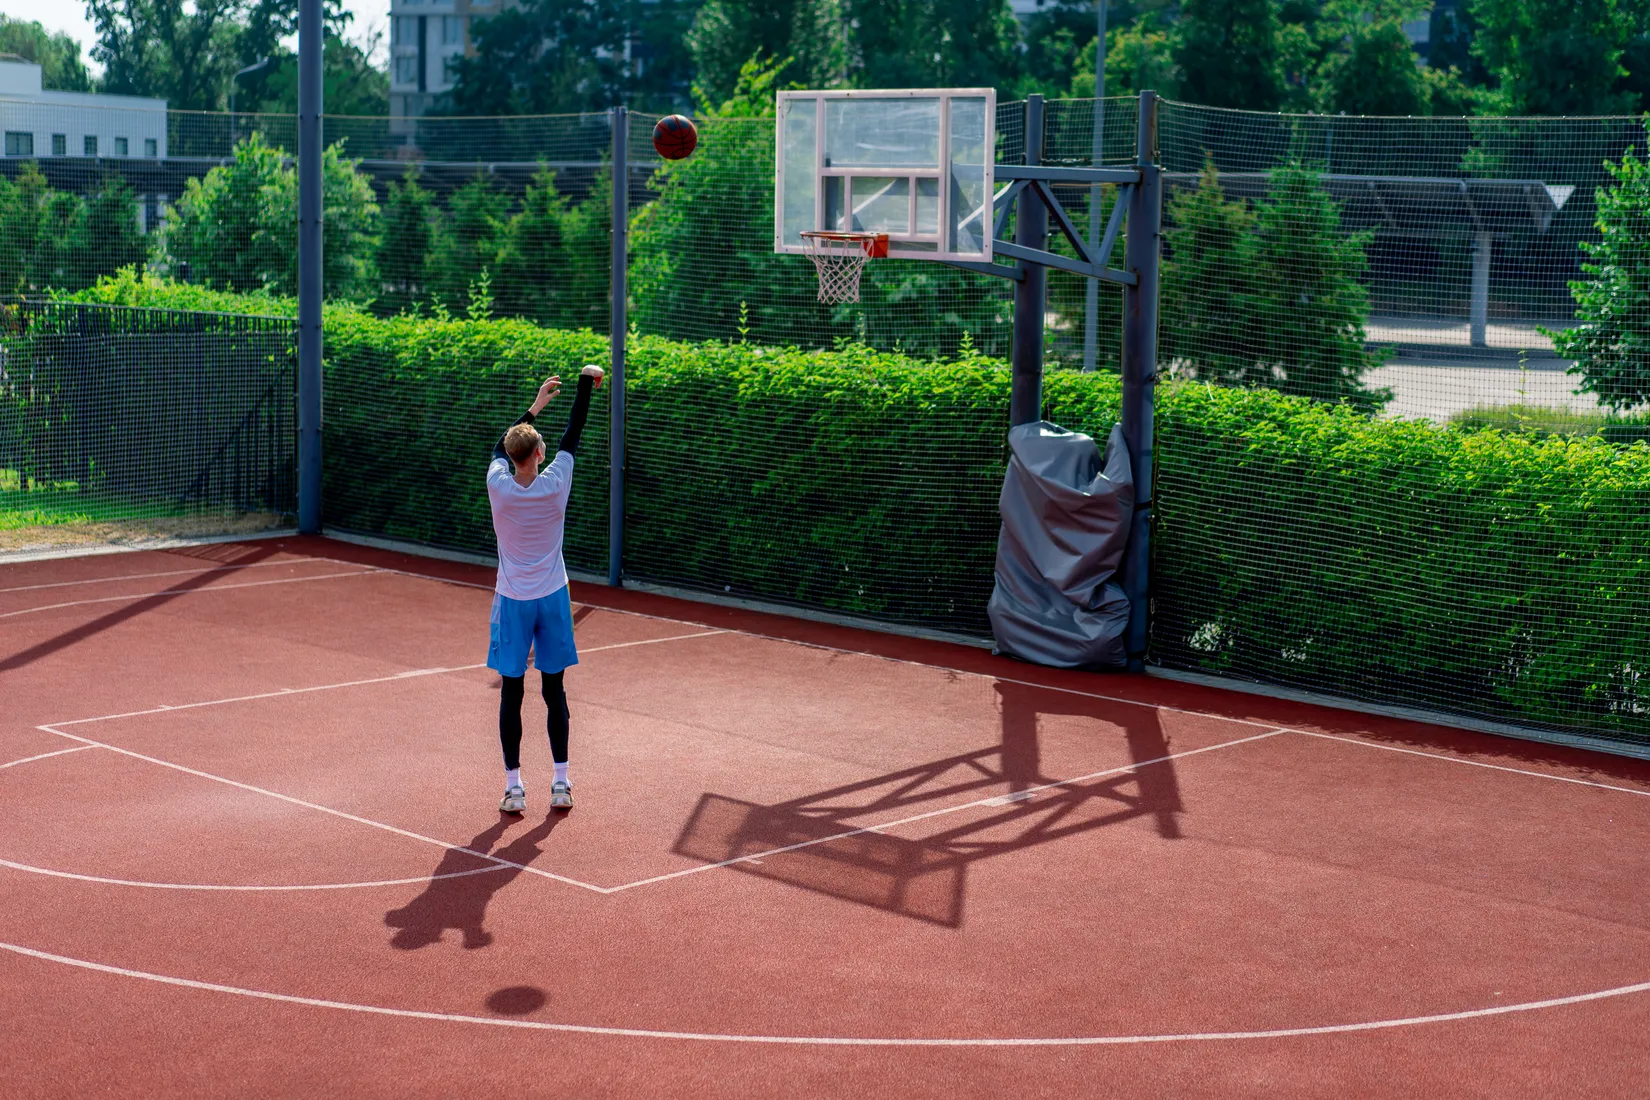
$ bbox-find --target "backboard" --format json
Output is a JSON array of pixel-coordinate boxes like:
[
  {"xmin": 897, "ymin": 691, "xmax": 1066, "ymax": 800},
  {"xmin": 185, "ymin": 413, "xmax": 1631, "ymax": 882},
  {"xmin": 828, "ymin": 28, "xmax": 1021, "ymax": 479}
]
[{"xmin": 775, "ymin": 89, "xmax": 996, "ymax": 263}]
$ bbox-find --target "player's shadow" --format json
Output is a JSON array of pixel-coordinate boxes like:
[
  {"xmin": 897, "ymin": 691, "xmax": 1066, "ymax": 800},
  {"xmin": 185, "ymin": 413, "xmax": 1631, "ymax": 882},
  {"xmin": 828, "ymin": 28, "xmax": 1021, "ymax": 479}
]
[
  {"xmin": 385, "ymin": 814, "xmax": 561, "ymax": 950},
  {"xmin": 672, "ymin": 678, "xmax": 1182, "ymax": 928}
]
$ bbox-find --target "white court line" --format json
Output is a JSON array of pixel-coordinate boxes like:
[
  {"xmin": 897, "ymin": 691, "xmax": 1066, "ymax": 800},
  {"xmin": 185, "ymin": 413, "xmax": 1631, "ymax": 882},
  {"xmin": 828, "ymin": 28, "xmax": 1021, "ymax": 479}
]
[
  {"xmin": 0, "ymin": 857, "xmax": 506, "ymax": 892},
  {"xmin": 33, "ymin": 724, "xmax": 610, "ymax": 895},
  {"xmin": 14, "ymin": 631, "xmax": 728, "ymax": 896},
  {"xmin": 604, "ymin": 728, "xmax": 1289, "ymax": 893},
  {"xmin": 1296, "ymin": 730, "xmax": 1650, "ymax": 799},
  {"xmin": 0, "ymin": 569, "xmax": 386, "ymax": 619},
  {"xmin": 43, "ymin": 631, "xmax": 727, "ymax": 728},
  {"xmin": 0, "ymin": 559, "xmax": 315, "ymax": 594},
  {"xmin": 0, "ymin": 745, "xmax": 97, "ymax": 772},
  {"xmin": 3, "ymin": 939, "xmax": 1647, "ymax": 1046}
]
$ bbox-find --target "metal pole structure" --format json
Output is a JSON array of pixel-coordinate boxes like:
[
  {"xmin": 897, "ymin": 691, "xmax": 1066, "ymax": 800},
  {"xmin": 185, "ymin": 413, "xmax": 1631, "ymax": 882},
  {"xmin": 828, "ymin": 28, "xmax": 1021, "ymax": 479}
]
[
  {"xmin": 296, "ymin": 0, "xmax": 323, "ymax": 535},
  {"xmin": 607, "ymin": 106, "xmax": 628, "ymax": 587},
  {"xmin": 1082, "ymin": 0, "xmax": 1108, "ymax": 372},
  {"xmin": 1119, "ymin": 90, "xmax": 1161, "ymax": 673},
  {"xmin": 1009, "ymin": 94, "xmax": 1048, "ymax": 427}
]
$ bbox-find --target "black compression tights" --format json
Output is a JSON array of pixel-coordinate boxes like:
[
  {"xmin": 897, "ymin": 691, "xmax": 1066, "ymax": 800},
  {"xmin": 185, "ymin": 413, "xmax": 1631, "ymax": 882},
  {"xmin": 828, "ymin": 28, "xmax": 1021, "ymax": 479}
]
[{"xmin": 499, "ymin": 671, "xmax": 569, "ymax": 770}]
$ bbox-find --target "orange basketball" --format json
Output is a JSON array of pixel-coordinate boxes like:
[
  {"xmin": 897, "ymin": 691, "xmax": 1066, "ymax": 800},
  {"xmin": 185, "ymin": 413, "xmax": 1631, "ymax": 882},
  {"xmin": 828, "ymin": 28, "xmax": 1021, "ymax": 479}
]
[{"xmin": 652, "ymin": 114, "xmax": 698, "ymax": 160}]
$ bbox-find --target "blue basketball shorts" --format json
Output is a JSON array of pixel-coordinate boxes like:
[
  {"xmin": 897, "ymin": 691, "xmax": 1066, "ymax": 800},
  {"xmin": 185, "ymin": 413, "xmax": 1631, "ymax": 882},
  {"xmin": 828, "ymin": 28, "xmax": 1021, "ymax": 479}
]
[{"xmin": 486, "ymin": 586, "xmax": 579, "ymax": 678}]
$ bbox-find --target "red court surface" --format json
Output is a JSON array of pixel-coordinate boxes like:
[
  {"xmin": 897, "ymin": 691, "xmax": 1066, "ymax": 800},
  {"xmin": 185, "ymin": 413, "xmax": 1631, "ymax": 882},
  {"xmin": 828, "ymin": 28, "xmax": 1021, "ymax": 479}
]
[{"xmin": 3, "ymin": 536, "xmax": 1649, "ymax": 1098}]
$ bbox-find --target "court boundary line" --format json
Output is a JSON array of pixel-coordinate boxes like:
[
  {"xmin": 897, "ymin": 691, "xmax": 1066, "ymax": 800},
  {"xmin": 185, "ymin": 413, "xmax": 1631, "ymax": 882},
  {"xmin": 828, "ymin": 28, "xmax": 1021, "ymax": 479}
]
[
  {"xmin": 0, "ymin": 569, "xmax": 388, "ymax": 619},
  {"xmin": 0, "ymin": 745, "xmax": 97, "ymax": 771},
  {"xmin": 0, "ymin": 857, "xmax": 507, "ymax": 893},
  {"xmin": 2, "ymin": 939, "xmax": 1646, "ymax": 1046},
  {"xmin": 0, "ymin": 558, "xmax": 329, "ymax": 594},
  {"xmin": 1296, "ymin": 730, "xmax": 1650, "ymax": 799}
]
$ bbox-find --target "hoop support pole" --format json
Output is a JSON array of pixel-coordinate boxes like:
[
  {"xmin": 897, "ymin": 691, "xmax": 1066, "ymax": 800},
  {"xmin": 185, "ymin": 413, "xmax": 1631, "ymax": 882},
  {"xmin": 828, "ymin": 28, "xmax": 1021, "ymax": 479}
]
[
  {"xmin": 1120, "ymin": 90, "xmax": 1161, "ymax": 673},
  {"xmin": 608, "ymin": 105, "xmax": 627, "ymax": 588},
  {"xmin": 1009, "ymin": 94, "xmax": 1048, "ymax": 428}
]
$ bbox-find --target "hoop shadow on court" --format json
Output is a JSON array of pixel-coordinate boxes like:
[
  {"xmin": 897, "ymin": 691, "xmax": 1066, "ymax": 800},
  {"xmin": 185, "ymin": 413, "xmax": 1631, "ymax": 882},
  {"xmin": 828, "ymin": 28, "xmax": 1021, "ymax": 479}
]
[
  {"xmin": 385, "ymin": 814, "xmax": 561, "ymax": 950},
  {"xmin": 672, "ymin": 680, "xmax": 1182, "ymax": 928}
]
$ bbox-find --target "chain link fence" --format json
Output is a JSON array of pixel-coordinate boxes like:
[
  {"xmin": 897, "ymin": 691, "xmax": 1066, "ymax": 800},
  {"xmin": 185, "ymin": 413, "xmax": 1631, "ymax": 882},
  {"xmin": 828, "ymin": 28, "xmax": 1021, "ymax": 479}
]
[{"xmin": 2, "ymin": 92, "xmax": 1647, "ymax": 741}]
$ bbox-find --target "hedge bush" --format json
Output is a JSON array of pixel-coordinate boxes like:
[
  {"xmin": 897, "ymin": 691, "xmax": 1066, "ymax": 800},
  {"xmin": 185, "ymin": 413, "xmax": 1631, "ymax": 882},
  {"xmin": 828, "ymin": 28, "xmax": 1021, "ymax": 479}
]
[{"xmin": 66, "ymin": 277, "xmax": 1650, "ymax": 739}]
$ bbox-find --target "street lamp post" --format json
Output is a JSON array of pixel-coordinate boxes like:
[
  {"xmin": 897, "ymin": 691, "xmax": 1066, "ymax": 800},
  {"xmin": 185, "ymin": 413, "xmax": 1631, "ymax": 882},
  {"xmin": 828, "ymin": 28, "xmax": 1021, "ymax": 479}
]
[{"xmin": 229, "ymin": 57, "xmax": 271, "ymax": 145}]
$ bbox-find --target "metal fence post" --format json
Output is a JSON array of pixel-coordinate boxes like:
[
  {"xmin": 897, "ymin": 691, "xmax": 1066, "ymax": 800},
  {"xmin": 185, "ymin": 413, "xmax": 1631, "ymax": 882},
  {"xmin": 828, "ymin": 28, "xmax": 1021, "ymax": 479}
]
[
  {"xmin": 295, "ymin": 0, "xmax": 323, "ymax": 535},
  {"xmin": 608, "ymin": 105, "xmax": 628, "ymax": 587},
  {"xmin": 1010, "ymin": 94, "xmax": 1048, "ymax": 427},
  {"xmin": 1120, "ymin": 90, "xmax": 1161, "ymax": 673}
]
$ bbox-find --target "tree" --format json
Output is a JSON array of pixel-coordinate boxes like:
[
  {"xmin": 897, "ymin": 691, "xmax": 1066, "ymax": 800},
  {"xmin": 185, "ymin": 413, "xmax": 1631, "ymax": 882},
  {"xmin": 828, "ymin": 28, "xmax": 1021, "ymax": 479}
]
[
  {"xmin": 687, "ymin": 0, "xmax": 820, "ymax": 106},
  {"xmin": 1175, "ymin": 0, "xmax": 1283, "ymax": 110},
  {"xmin": 427, "ymin": 175, "xmax": 512, "ymax": 313},
  {"xmin": 495, "ymin": 166, "xmax": 611, "ymax": 330},
  {"xmin": 1469, "ymin": 0, "xmax": 1635, "ymax": 115},
  {"xmin": 1551, "ymin": 128, "xmax": 1650, "ymax": 411},
  {"xmin": 241, "ymin": 31, "xmax": 390, "ymax": 117},
  {"xmin": 87, "ymin": 0, "xmax": 354, "ymax": 111},
  {"xmin": 376, "ymin": 167, "xmax": 437, "ymax": 317},
  {"xmin": 445, "ymin": 0, "xmax": 697, "ymax": 114},
  {"xmin": 164, "ymin": 134, "xmax": 380, "ymax": 299},
  {"xmin": 0, "ymin": 17, "xmax": 94, "ymax": 91},
  {"xmin": 1319, "ymin": 18, "xmax": 1428, "ymax": 115},
  {"xmin": 0, "ymin": 167, "xmax": 143, "ymax": 294},
  {"xmin": 1069, "ymin": 17, "xmax": 1181, "ymax": 98},
  {"xmin": 1163, "ymin": 161, "xmax": 1390, "ymax": 410},
  {"xmin": 849, "ymin": 0, "xmax": 1023, "ymax": 91}
]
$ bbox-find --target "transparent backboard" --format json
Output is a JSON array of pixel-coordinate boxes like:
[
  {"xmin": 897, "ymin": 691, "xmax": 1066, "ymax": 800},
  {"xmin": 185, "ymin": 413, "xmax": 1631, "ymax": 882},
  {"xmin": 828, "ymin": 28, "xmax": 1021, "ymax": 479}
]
[{"xmin": 775, "ymin": 89, "xmax": 996, "ymax": 263}]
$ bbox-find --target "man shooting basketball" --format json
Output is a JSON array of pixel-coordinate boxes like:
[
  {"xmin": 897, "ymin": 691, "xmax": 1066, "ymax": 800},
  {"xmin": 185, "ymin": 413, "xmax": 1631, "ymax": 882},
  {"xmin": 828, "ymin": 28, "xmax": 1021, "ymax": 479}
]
[{"xmin": 486, "ymin": 365, "xmax": 603, "ymax": 814}]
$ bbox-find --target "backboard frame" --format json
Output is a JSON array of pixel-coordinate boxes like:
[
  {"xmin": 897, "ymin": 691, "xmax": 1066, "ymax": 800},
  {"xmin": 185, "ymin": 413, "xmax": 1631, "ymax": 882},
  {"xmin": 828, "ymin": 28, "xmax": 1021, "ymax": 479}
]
[{"xmin": 774, "ymin": 88, "xmax": 997, "ymax": 264}]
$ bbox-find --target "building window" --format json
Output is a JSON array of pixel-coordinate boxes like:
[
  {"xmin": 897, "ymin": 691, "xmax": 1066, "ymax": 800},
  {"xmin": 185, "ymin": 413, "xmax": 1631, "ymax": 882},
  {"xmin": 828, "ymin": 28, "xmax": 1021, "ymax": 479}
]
[
  {"xmin": 5, "ymin": 131, "xmax": 33, "ymax": 156},
  {"xmin": 443, "ymin": 15, "xmax": 463, "ymax": 44},
  {"xmin": 52, "ymin": 133, "xmax": 66, "ymax": 156},
  {"xmin": 144, "ymin": 138, "xmax": 157, "ymax": 157},
  {"xmin": 84, "ymin": 135, "xmax": 98, "ymax": 155},
  {"xmin": 395, "ymin": 55, "xmax": 418, "ymax": 84},
  {"xmin": 115, "ymin": 137, "xmax": 128, "ymax": 155}
]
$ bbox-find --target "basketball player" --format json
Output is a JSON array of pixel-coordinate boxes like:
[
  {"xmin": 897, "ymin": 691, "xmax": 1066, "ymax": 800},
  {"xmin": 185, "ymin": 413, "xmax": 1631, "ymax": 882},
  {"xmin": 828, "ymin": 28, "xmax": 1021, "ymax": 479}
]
[{"xmin": 486, "ymin": 365, "xmax": 602, "ymax": 813}]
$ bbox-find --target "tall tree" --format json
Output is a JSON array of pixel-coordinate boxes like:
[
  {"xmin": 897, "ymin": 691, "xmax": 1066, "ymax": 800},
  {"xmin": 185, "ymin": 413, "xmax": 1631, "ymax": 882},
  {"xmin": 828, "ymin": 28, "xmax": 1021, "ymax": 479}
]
[
  {"xmin": 246, "ymin": 31, "xmax": 390, "ymax": 117},
  {"xmin": 849, "ymin": 0, "xmax": 1023, "ymax": 90},
  {"xmin": 444, "ymin": 0, "xmax": 627, "ymax": 114},
  {"xmin": 1319, "ymin": 18, "xmax": 1428, "ymax": 115},
  {"xmin": 87, "ymin": 0, "xmax": 352, "ymax": 111},
  {"xmin": 1469, "ymin": 0, "xmax": 1634, "ymax": 115},
  {"xmin": 1175, "ymin": 0, "xmax": 1283, "ymax": 110},
  {"xmin": 444, "ymin": 0, "xmax": 694, "ymax": 114},
  {"xmin": 0, "ymin": 17, "xmax": 94, "ymax": 91}
]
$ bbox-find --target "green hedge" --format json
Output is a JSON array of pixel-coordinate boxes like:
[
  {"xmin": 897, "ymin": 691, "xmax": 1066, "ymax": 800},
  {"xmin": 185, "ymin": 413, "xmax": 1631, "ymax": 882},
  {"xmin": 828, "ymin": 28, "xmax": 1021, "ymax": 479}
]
[{"xmin": 68, "ymin": 277, "xmax": 1650, "ymax": 739}]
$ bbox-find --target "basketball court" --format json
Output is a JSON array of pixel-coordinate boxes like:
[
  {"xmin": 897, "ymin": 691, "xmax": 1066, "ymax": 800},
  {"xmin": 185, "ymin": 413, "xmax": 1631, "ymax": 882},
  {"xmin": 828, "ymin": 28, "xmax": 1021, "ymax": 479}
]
[{"xmin": 2, "ymin": 536, "xmax": 1649, "ymax": 1097}]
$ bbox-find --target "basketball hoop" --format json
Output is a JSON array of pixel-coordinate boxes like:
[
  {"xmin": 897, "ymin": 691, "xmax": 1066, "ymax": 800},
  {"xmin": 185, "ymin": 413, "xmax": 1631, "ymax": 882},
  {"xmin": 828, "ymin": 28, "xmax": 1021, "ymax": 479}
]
[{"xmin": 800, "ymin": 231, "xmax": 888, "ymax": 305}]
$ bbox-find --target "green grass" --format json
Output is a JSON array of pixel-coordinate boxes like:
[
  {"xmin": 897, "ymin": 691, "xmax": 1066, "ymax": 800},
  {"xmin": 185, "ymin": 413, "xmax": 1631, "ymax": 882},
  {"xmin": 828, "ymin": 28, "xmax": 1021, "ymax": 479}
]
[{"xmin": 0, "ymin": 468, "xmax": 185, "ymax": 530}]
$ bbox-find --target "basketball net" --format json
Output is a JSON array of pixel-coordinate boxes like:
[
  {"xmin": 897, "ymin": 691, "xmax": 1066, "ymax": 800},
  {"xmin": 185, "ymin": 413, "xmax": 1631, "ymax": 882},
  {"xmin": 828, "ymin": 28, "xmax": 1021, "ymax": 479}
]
[{"xmin": 801, "ymin": 231, "xmax": 888, "ymax": 305}]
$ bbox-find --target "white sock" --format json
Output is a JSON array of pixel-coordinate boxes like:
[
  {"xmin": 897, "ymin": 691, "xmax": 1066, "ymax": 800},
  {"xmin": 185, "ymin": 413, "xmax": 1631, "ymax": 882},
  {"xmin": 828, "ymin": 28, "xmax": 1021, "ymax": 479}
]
[
  {"xmin": 554, "ymin": 761, "xmax": 569, "ymax": 786},
  {"xmin": 505, "ymin": 767, "xmax": 522, "ymax": 791}
]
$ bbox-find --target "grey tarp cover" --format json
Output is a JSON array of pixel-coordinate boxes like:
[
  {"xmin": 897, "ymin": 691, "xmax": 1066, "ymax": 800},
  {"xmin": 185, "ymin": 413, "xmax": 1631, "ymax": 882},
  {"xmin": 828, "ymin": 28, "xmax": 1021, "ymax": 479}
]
[{"xmin": 988, "ymin": 421, "xmax": 1134, "ymax": 669}]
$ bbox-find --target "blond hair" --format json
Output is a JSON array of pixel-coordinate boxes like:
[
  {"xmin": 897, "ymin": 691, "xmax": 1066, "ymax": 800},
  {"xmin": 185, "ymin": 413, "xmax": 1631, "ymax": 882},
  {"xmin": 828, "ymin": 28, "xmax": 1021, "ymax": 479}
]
[{"xmin": 503, "ymin": 423, "xmax": 543, "ymax": 465}]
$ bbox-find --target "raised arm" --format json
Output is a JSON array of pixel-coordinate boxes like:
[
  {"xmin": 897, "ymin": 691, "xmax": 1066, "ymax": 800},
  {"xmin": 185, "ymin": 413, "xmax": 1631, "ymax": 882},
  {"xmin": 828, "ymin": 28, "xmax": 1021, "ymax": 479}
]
[
  {"xmin": 491, "ymin": 377, "xmax": 562, "ymax": 462},
  {"xmin": 556, "ymin": 365, "xmax": 604, "ymax": 458}
]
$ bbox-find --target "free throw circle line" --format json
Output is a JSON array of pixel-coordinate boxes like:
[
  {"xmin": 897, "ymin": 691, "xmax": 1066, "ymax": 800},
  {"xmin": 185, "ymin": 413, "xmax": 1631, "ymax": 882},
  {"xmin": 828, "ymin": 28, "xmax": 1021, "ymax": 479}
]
[
  {"xmin": 0, "ymin": 857, "xmax": 507, "ymax": 892},
  {"xmin": 1, "ymin": 939, "xmax": 1646, "ymax": 1046}
]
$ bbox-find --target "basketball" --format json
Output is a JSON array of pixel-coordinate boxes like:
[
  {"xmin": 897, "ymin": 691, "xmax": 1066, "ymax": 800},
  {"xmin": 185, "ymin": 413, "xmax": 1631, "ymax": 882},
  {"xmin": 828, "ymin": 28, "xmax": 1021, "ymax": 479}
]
[{"xmin": 652, "ymin": 114, "xmax": 698, "ymax": 160}]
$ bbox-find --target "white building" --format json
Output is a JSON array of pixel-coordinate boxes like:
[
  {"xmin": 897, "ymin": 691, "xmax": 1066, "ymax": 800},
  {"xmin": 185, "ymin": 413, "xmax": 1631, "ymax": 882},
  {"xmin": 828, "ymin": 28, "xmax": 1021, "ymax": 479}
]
[{"xmin": 0, "ymin": 57, "xmax": 167, "ymax": 161}]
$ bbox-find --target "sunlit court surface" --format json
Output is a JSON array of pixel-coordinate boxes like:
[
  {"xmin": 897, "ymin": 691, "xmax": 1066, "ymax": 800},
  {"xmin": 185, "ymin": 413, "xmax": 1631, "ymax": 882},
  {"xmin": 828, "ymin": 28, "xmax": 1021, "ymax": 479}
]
[{"xmin": 0, "ymin": 536, "xmax": 1645, "ymax": 1098}]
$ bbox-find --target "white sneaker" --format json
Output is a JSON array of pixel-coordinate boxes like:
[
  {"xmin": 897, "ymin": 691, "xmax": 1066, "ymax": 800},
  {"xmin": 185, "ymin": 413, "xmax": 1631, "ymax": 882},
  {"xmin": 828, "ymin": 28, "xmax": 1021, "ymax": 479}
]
[
  {"xmin": 499, "ymin": 785, "xmax": 526, "ymax": 814},
  {"xmin": 550, "ymin": 780, "xmax": 573, "ymax": 810}
]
